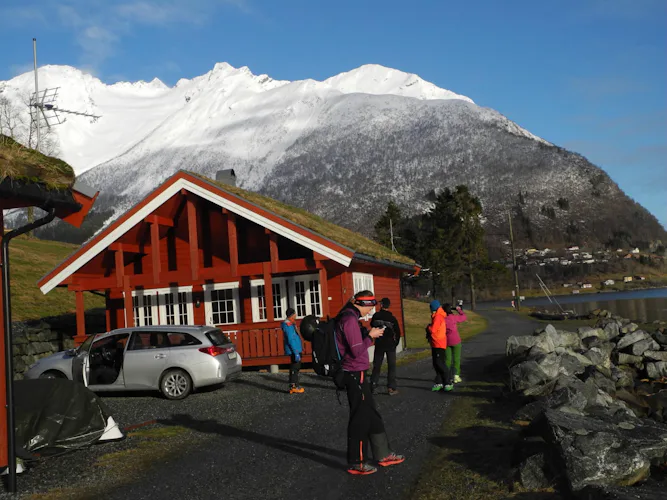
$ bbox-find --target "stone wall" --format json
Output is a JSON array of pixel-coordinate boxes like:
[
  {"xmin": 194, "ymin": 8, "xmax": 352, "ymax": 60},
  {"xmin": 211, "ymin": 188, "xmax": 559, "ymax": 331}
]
[{"xmin": 11, "ymin": 308, "xmax": 107, "ymax": 379}]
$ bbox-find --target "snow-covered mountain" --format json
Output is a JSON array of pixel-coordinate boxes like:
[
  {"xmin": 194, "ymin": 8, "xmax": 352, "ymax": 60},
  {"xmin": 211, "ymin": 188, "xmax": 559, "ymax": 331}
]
[{"xmin": 1, "ymin": 63, "xmax": 664, "ymax": 247}]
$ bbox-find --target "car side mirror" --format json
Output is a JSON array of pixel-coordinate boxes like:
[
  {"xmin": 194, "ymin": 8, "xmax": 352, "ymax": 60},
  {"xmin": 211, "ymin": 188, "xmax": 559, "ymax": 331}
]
[{"xmin": 66, "ymin": 348, "xmax": 78, "ymax": 357}]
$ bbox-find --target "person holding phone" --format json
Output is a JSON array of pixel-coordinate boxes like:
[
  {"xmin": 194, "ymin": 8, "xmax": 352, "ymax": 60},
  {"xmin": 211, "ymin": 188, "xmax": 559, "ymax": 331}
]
[{"xmin": 336, "ymin": 291, "xmax": 405, "ymax": 475}]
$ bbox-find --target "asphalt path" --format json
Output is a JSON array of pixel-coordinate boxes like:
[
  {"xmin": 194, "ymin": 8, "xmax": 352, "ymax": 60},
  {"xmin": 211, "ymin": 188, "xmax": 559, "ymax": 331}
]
[
  {"xmin": 3, "ymin": 311, "xmax": 539, "ymax": 500},
  {"xmin": 105, "ymin": 310, "xmax": 539, "ymax": 500}
]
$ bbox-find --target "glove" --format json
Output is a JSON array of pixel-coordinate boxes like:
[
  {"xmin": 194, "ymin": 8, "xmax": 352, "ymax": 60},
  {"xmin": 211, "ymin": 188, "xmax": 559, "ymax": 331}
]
[{"xmin": 294, "ymin": 354, "xmax": 301, "ymax": 363}]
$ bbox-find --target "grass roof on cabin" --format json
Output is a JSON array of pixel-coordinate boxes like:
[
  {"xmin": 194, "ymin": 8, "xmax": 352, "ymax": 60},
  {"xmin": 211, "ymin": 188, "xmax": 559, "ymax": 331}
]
[
  {"xmin": 0, "ymin": 134, "xmax": 75, "ymax": 190},
  {"xmin": 188, "ymin": 171, "xmax": 416, "ymax": 266}
]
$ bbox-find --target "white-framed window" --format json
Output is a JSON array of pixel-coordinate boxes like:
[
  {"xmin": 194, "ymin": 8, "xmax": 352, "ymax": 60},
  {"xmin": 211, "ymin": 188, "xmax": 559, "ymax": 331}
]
[
  {"xmin": 250, "ymin": 274, "xmax": 322, "ymax": 322},
  {"xmin": 250, "ymin": 278, "xmax": 289, "ymax": 322},
  {"xmin": 293, "ymin": 274, "xmax": 321, "ymax": 318},
  {"xmin": 204, "ymin": 282, "xmax": 241, "ymax": 326},
  {"xmin": 155, "ymin": 286, "xmax": 194, "ymax": 326},
  {"xmin": 129, "ymin": 289, "xmax": 158, "ymax": 327},
  {"xmin": 352, "ymin": 272, "xmax": 375, "ymax": 319},
  {"xmin": 126, "ymin": 287, "xmax": 194, "ymax": 327},
  {"xmin": 352, "ymin": 272, "xmax": 375, "ymax": 294}
]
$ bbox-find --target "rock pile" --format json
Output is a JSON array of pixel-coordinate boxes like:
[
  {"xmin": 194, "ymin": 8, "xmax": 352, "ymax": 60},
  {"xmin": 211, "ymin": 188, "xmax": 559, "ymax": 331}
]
[{"xmin": 506, "ymin": 310, "xmax": 667, "ymax": 496}]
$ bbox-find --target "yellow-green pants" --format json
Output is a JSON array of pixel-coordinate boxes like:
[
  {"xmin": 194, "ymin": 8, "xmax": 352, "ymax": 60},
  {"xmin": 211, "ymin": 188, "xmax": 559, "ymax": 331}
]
[{"xmin": 445, "ymin": 343, "xmax": 462, "ymax": 376}]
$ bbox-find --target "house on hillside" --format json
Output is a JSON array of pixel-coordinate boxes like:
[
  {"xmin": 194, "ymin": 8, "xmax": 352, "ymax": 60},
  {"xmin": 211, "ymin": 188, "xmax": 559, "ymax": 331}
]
[
  {"xmin": 38, "ymin": 170, "xmax": 418, "ymax": 367},
  {"xmin": 602, "ymin": 279, "xmax": 615, "ymax": 286},
  {"xmin": 623, "ymin": 276, "xmax": 633, "ymax": 283}
]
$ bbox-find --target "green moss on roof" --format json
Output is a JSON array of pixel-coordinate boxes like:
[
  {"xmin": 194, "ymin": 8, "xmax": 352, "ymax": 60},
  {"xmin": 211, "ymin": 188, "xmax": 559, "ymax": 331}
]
[
  {"xmin": 0, "ymin": 134, "xmax": 75, "ymax": 190},
  {"xmin": 188, "ymin": 171, "xmax": 415, "ymax": 266}
]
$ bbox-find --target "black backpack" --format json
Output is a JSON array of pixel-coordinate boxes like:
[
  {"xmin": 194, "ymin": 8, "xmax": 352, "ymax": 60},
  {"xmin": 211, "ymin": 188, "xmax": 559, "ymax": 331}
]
[{"xmin": 300, "ymin": 314, "xmax": 345, "ymax": 388}]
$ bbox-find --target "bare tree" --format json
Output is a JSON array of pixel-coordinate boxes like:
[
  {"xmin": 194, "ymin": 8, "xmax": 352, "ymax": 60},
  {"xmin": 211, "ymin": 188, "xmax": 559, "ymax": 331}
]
[{"xmin": 0, "ymin": 96, "xmax": 25, "ymax": 139}]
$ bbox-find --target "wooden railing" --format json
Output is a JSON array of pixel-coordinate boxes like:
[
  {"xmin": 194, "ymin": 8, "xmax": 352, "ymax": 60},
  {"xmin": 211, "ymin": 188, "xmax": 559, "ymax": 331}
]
[{"xmin": 224, "ymin": 327, "xmax": 313, "ymax": 366}]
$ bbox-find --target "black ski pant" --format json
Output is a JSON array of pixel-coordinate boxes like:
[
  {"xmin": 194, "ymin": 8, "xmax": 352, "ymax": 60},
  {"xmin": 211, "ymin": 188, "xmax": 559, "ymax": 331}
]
[
  {"xmin": 431, "ymin": 347, "xmax": 453, "ymax": 385},
  {"xmin": 370, "ymin": 345, "xmax": 397, "ymax": 390},
  {"xmin": 343, "ymin": 370, "xmax": 391, "ymax": 465},
  {"xmin": 289, "ymin": 354, "xmax": 301, "ymax": 386}
]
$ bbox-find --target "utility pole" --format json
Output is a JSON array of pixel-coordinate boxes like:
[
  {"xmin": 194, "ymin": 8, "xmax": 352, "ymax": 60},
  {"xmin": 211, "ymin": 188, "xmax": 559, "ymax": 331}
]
[
  {"xmin": 33, "ymin": 38, "xmax": 40, "ymax": 153},
  {"xmin": 389, "ymin": 218, "xmax": 397, "ymax": 252},
  {"xmin": 508, "ymin": 211, "xmax": 521, "ymax": 310}
]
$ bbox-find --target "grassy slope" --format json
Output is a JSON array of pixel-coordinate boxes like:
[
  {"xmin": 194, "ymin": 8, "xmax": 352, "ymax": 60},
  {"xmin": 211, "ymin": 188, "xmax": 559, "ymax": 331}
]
[{"xmin": 5, "ymin": 235, "xmax": 105, "ymax": 322}]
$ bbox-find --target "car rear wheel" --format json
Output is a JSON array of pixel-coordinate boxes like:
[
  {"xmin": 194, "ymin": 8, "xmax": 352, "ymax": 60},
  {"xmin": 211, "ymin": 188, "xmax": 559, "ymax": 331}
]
[
  {"xmin": 160, "ymin": 369, "xmax": 192, "ymax": 400},
  {"xmin": 39, "ymin": 370, "xmax": 66, "ymax": 379}
]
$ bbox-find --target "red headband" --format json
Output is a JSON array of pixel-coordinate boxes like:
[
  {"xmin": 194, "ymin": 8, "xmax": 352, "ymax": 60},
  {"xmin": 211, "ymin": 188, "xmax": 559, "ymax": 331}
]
[{"xmin": 354, "ymin": 295, "xmax": 377, "ymax": 306}]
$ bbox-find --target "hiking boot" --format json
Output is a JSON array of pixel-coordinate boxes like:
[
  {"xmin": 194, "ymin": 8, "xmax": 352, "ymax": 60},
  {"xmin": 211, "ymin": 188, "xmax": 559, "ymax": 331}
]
[
  {"xmin": 454, "ymin": 375, "xmax": 462, "ymax": 384},
  {"xmin": 289, "ymin": 386, "xmax": 305, "ymax": 394},
  {"xmin": 388, "ymin": 388, "xmax": 399, "ymax": 396},
  {"xmin": 378, "ymin": 453, "xmax": 406, "ymax": 467},
  {"xmin": 443, "ymin": 384, "xmax": 454, "ymax": 392},
  {"xmin": 347, "ymin": 463, "xmax": 378, "ymax": 475},
  {"xmin": 431, "ymin": 384, "xmax": 443, "ymax": 392}
]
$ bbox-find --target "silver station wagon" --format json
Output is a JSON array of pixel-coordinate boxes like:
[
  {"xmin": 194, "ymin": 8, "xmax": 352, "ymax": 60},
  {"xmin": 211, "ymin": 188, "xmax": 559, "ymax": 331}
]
[{"xmin": 24, "ymin": 326, "xmax": 242, "ymax": 400}]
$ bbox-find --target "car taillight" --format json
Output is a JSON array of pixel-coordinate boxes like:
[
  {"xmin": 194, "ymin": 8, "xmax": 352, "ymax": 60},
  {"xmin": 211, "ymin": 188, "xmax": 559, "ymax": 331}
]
[{"xmin": 199, "ymin": 346, "xmax": 233, "ymax": 357}]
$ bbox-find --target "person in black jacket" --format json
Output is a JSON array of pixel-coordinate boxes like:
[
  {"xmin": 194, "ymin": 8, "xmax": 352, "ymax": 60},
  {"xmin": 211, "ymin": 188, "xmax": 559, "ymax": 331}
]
[{"xmin": 370, "ymin": 298, "xmax": 402, "ymax": 396}]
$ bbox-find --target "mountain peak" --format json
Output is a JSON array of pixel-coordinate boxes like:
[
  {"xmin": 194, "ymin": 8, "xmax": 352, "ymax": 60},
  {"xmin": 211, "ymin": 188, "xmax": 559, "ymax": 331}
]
[{"xmin": 323, "ymin": 64, "xmax": 474, "ymax": 103}]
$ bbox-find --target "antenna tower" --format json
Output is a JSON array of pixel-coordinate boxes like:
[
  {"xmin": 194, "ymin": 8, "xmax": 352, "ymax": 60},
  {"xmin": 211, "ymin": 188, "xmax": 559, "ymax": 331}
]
[{"xmin": 30, "ymin": 38, "xmax": 101, "ymax": 153}]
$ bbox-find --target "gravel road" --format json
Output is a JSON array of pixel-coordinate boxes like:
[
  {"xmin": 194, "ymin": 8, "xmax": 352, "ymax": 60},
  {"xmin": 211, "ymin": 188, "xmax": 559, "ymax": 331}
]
[{"xmin": 2, "ymin": 310, "xmax": 539, "ymax": 500}]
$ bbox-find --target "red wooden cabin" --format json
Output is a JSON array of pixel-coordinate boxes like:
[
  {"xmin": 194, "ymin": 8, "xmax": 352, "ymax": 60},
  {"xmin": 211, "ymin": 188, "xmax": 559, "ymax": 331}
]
[{"xmin": 39, "ymin": 170, "xmax": 418, "ymax": 367}]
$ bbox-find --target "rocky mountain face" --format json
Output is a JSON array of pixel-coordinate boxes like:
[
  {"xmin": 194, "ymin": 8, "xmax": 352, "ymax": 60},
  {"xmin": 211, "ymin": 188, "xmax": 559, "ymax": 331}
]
[{"xmin": 2, "ymin": 63, "xmax": 664, "ymax": 247}]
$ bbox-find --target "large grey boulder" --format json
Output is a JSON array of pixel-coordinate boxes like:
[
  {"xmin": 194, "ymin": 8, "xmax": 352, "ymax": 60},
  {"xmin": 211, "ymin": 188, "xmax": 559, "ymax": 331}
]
[
  {"xmin": 653, "ymin": 331, "xmax": 667, "ymax": 347},
  {"xmin": 584, "ymin": 343, "xmax": 614, "ymax": 370},
  {"xmin": 629, "ymin": 338, "xmax": 660, "ymax": 357},
  {"xmin": 514, "ymin": 386, "xmax": 589, "ymax": 423},
  {"xmin": 578, "ymin": 326, "xmax": 606, "ymax": 342},
  {"xmin": 506, "ymin": 334, "xmax": 555, "ymax": 358},
  {"xmin": 611, "ymin": 365, "xmax": 636, "ymax": 389},
  {"xmin": 527, "ymin": 410, "xmax": 667, "ymax": 492},
  {"xmin": 559, "ymin": 350, "xmax": 594, "ymax": 377},
  {"xmin": 517, "ymin": 453, "xmax": 552, "ymax": 490},
  {"xmin": 644, "ymin": 351, "xmax": 667, "ymax": 362},
  {"xmin": 616, "ymin": 331, "xmax": 650, "ymax": 351},
  {"xmin": 616, "ymin": 353, "xmax": 643, "ymax": 366},
  {"xmin": 510, "ymin": 353, "xmax": 561, "ymax": 392},
  {"xmin": 645, "ymin": 362, "xmax": 667, "ymax": 380},
  {"xmin": 620, "ymin": 323, "xmax": 639, "ymax": 334},
  {"xmin": 603, "ymin": 322, "xmax": 621, "ymax": 341}
]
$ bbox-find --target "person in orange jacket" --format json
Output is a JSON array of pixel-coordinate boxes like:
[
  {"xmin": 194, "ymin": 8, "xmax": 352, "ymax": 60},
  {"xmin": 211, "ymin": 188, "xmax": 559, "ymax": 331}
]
[{"xmin": 425, "ymin": 300, "xmax": 453, "ymax": 392}]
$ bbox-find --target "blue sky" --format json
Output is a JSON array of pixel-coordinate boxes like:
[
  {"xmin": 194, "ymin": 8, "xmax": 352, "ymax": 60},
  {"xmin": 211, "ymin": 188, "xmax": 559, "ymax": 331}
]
[{"xmin": 1, "ymin": 0, "xmax": 665, "ymax": 228}]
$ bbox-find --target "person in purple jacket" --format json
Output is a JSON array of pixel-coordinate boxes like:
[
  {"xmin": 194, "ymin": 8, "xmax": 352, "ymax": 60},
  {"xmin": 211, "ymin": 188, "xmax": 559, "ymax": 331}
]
[{"xmin": 336, "ymin": 290, "xmax": 405, "ymax": 475}]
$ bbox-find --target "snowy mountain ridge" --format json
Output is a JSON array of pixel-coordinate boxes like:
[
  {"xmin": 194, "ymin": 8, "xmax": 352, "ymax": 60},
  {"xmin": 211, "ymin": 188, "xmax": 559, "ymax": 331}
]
[
  {"xmin": 2, "ymin": 62, "xmax": 664, "ymax": 248},
  {"xmin": 0, "ymin": 62, "xmax": 543, "ymax": 176}
]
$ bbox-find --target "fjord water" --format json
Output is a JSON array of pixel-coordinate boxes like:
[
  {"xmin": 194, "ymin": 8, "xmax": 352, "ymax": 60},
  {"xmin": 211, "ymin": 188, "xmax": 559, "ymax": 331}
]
[{"xmin": 479, "ymin": 288, "xmax": 667, "ymax": 323}]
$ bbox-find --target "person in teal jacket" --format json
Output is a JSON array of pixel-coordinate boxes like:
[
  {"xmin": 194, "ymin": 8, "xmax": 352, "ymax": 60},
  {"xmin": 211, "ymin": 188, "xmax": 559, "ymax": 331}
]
[{"xmin": 282, "ymin": 308, "xmax": 304, "ymax": 394}]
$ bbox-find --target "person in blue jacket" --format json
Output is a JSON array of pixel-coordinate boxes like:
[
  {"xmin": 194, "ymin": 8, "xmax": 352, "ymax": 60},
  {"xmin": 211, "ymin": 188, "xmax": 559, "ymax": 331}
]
[{"xmin": 282, "ymin": 308, "xmax": 304, "ymax": 394}]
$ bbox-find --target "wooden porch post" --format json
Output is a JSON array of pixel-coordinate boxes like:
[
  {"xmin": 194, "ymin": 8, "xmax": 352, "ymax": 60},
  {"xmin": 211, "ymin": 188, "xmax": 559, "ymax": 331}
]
[
  {"xmin": 316, "ymin": 262, "xmax": 330, "ymax": 318},
  {"xmin": 187, "ymin": 195, "xmax": 199, "ymax": 281},
  {"xmin": 74, "ymin": 290, "xmax": 86, "ymax": 344},
  {"xmin": 114, "ymin": 245, "xmax": 124, "ymax": 288},
  {"xmin": 314, "ymin": 252, "xmax": 330, "ymax": 318},
  {"xmin": 192, "ymin": 284, "xmax": 205, "ymax": 324},
  {"xmin": 105, "ymin": 290, "xmax": 111, "ymax": 332},
  {"xmin": 123, "ymin": 275, "xmax": 134, "ymax": 327},
  {"xmin": 267, "ymin": 230, "xmax": 279, "ymax": 274},
  {"xmin": 149, "ymin": 220, "xmax": 161, "ymax": 284},
  {"xmin": 263, "ymin": 262, "xmax": 274, "ymax": 322},
  {"xmin": 224, "ymin": 209, "xmax": 238, "ymax": 277}
]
